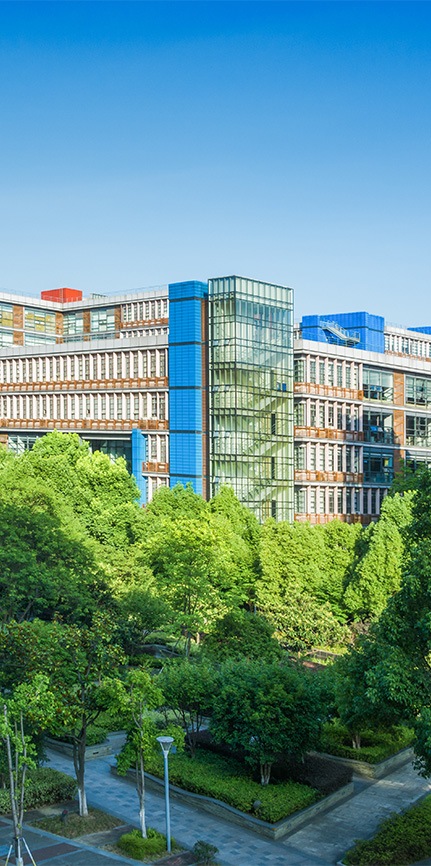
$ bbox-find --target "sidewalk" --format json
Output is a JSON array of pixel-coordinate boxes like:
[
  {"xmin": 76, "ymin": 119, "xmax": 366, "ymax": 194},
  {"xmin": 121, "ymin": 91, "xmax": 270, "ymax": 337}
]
[{"xmin": 44, "ymin": 734, "xmax": 431, "ymax": 866}]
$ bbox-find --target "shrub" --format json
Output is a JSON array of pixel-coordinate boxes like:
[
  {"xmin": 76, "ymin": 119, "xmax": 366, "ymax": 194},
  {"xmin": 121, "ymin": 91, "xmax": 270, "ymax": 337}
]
[
  {"xmin": 144, "ymin": 749, "xmax": 319, "ymax": 823},
  {"xmin": 0, "ymin": 767, "xmax": 76, "ymax": 813},
  {"xmin": 193, "ymin": 840, "xmax": 219, "ymax": 864},
  {"xmin": 319, "ymin": 722, "xmax": 414, "ymax": 764},
  {"xmin": 117, "ymin": 827, "xmax": 167, "ymax": 859},
  {"xmin": 344, "ymin": 794, "xmax": 431, "ymax": 865}
]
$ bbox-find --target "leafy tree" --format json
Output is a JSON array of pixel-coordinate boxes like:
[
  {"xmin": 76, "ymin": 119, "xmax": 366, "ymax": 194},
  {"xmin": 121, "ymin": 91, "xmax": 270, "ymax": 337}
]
[
  {"xmin": 331, "ymin": 638, "xmax": 401, "ymax": 748},
  {"xmin": 0, "ymin": 616, "xmax": 125, "ymax": 816},
  {"xmin": 318, "ymin": 520, "xmax": 361, "ymax": 620},
  {"xmin": 158, "ymin": 660, "xmax": 219, "ymax": 756},
  {"xmin": 1, "ymin": 675, "xmax": 55, "ymax": 866},
  {"xmin": 336, "ymin": 472, "xmax": 431, "ymax": 770},
  {"xmin": 143, "ymin": 513, "xmax": 250, "ymax": 654},
  {"xmin": 202, "ymin": 610, "xmax": 282, "ymax": 663},
  {"xmin": 0, "ymin": 478, "xmax": 104, "ymax": 624},
  {"xmin": 344, "ymin": 492, "xmax": 414, "ymax": 621},
  {"xmin": 257, "ymin": 587, "xmax": 349, "ymax": 652},
  {"xmin": 114, "ymin": 589, "xmax": 174, "ymax": 659},
  {"xmin": 210, "ymin": 660, "xmax": 321, "ymax": 784},
  {"xmin": 112, "ymin": 669, "xmax": 183, "ymax": 838},
  {"xmin": 50, "ymin": 618, "xmax": 125, "ymax": 816}
]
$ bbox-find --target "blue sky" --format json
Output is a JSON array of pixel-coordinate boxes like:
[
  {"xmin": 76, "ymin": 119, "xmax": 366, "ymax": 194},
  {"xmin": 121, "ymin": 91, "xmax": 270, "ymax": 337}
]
[{"xmin": 1, "ymin": 1, "xmax": 430, "ymax": 325}]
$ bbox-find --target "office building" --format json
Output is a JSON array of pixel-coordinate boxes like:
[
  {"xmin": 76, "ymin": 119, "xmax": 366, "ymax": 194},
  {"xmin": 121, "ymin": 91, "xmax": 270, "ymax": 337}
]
[
  {"xmin": 294, "ymin": 311, "xmax": 431, "ymax": 523},
  {"xmin": 0, "ymin": 276, "xmax": 294, "ymax": 522}
]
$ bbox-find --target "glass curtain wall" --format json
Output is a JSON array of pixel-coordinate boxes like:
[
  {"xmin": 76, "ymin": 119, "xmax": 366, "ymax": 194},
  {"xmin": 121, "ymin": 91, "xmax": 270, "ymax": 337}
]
[{"xmin": 208, "ymin": 276, "xmax": 294, "ymax": 522}]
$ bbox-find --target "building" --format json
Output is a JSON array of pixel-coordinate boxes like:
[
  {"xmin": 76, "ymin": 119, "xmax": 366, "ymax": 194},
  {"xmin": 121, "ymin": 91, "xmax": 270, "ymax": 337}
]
[
  {"xmin": 0, "ymin": 276, "xmax": 294, "ymax": 522},
  {"xmin": 294, "ymin": 311, "xmax": 431, "ymax": 523}
]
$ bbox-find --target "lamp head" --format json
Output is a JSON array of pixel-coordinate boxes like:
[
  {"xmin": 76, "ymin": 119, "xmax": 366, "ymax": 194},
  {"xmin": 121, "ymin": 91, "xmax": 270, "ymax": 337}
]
[{"xmin": 156, "ymin": 735, "xmax": 174, "ymax": 755}]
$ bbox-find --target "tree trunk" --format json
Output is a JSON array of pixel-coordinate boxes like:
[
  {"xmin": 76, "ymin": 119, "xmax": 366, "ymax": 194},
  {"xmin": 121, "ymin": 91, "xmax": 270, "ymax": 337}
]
[
  {"xmin": 260, "ymin": 761, "xmax": 272, "ymax": 785},
  {"xmin": 3, "ymin": 707, "xmax": 24, "ymax": 866},
  {"xmin": 136, "ymin": 754, "xmax": 147, "ymax": 838},
  {"xmin": 73, "ymin": 736, "xmax": 88, "ymax": 817},
  {"xmin": 351, "ymin": 731, "xmax": 361, "ymax": 749}
]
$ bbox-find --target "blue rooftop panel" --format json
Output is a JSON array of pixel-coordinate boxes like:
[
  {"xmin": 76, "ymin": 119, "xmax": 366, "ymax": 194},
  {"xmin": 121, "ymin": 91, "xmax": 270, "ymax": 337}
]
[{"xmin": 301, "ymin": 311, "xmax": 385, "ymax": 353}]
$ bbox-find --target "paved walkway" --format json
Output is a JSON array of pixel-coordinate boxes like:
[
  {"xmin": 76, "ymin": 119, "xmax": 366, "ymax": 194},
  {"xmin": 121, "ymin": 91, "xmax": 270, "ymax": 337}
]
[{"xmin": 43, "ymin": 734, "xmax": 431, "ymax": 866}]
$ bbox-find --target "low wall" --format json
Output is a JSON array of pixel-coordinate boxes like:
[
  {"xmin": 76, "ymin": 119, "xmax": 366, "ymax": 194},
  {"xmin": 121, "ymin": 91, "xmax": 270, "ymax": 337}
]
[
  {"xmin": 113, "ymin": 767, "xmax": 353, "ymax": 841},
  {"xmin": 311, "ymin": 746, "xmax": 414, "ymax": 780},
  {"xmin": 44, "ymin": 737, "xmax": 112, "ymax": 760}
]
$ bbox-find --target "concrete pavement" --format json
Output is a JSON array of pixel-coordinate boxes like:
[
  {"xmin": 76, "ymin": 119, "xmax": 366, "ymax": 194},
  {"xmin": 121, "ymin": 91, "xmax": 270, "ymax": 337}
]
[{"xmin": 43, "ymin": 733, "xmax": 431, "ymax": 866}]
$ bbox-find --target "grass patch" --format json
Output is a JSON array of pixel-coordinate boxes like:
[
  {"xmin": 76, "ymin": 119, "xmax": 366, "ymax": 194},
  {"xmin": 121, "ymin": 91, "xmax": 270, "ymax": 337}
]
[
  {"xmin": 344, "ymin": 794, "xmax": 431, "ymax": 865},
  {"xmin": 144, "ymin": 748, "xmax": 320, "ymax": 823},
  {"xmin": 32, "ymin": 807, "xmax": 122, "ymax": 839},
  {"xmin": 319, "ymin": 722, "xmax": 414, "ymax": 764}
]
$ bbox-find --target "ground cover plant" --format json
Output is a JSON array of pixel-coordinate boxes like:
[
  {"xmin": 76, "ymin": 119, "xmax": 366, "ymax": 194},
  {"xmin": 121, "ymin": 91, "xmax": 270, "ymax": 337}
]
[
  {"xmin": 32, "ymin": 807, "xmax": 121, "ymax": 839},
  {"xmin": 343, "ymin": 793, "xmax": 431, "ymax": 865},
  {"xmin": 0, "ymin": 767, "xmax": 76, "ymax": 813},
  {"xmin": 319, "ymin": 722, "xmax": 414, "ymax": 764},
  {"xmin": 144, "ymin": 749, "xmax": 320, "ymax": 823},
  {"xmin": 117, "ymin": 827, "xmax": 177, "ymax": 860}
]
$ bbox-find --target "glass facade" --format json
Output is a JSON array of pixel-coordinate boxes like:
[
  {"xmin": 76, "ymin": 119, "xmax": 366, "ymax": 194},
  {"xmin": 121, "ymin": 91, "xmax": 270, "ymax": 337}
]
[
  {"xmin": 406, "ymin": 375, "xmax": 431, "ymax": 407},
  {"xmin": 363, "ymin": 367, "xmax": 393, "ymax": 401},
  {"xmin": 24, "ymin": 308, "xmax": 57, "ymax": 344},
  {"xmin": 90, "ymin": 307, "xmax": 116, "ymax": 336},
  {"xmin": 208, "ymin": 276, "xmax": 294, "ymax": 522}
]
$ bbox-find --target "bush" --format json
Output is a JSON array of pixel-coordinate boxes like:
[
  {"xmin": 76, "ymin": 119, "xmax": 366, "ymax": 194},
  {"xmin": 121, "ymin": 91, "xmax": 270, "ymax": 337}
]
[
  {"xmin": 319, "ymin": 722, "xmax": 414, "ymax": 764},
  {"xmin": 193, "ymin": 840, "xmax": 219, "ymax": 864},
  {"xmin": 344, "ymin": 794, "xmax": 431, "ymax": 865},
  {"xmin": 117, "ymin": 827, "xmax": 168, "ymax": 859},
  {"xmin": 144, "ymin": 749, "xmax": 320, "ymax": 823},
  {"xmin": 0, "ymin": 767, "xmax": 76, "ymax": 813}
]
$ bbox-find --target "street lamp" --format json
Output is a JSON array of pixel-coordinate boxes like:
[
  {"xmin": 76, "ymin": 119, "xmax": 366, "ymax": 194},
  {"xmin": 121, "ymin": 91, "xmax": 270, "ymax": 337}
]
[{"xmin": 156, "ymin": 735, "xmax": 174, "ymax": 853}]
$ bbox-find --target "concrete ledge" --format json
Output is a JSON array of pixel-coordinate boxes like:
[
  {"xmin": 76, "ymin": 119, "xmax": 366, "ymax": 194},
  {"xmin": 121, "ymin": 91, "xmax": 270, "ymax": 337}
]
[
  {"xmin": 311, "ymin": 746, "xmax": 414, "ymax": 780},
  {"xmin": 45, "ymin": 737, "xmax": 112, "ymax": 760},
  {"xmin": 113, "ymin": 767, "xmax": 354, "ymax": 841}
]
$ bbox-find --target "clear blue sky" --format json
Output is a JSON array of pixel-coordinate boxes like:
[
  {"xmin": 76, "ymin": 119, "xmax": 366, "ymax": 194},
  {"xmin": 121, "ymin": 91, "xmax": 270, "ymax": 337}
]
[{"xmin": 1, "ymin": 1, "xmax": 430, "ymax": 326}]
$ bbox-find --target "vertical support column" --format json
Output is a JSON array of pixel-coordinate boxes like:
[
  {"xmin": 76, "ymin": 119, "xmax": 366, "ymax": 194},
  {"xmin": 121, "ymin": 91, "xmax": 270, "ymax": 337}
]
[
  {"xmin": 131, "ymin": 428, "xmax": 147, "ymax": 506},
  {"xmin": 168, "ymin": 281, "xmax": 208, "ymax": 496}
]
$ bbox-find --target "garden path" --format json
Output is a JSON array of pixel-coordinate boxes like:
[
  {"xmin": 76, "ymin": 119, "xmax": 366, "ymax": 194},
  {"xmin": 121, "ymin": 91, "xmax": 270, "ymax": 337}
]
[{"xmin": 45, "ymin": 734, "xmax": 431, "ymax": 866}]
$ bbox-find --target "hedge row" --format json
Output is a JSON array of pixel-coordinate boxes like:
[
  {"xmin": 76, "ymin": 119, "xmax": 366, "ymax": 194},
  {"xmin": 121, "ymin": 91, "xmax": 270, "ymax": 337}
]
[
  {"xmin": 145, "ymin": 749, "xmax": 320, "ymax": 823},
  {"xmin": 0, "ymin": 767, "xmax": 76, "ymax": 813},
  {"xmin": 319, "ymin": 723, "xmax": 414, "ymax": 764},
  {"xmin": 344, "ymin": 794, "xmax": 431, "ymax": 865}
]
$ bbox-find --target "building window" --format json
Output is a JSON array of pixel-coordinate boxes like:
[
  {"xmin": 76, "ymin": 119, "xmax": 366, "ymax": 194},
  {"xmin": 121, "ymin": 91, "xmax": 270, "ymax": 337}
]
[
  {"xmin": 309, "ymin": 360, "xmax": 316, "ymax": 383},
  {"xmin": 151, "ymin": 395, "xmax": 158, "ymax": 418},
  {"xmin": 363, "ymin": 367, "xmax": 394, "ymax": 401},
  {"xmin": 294, "ymin": 359, "xmax": 305, "ymax": 382},
  {"xmin": 294, "ymin": 445, "xmax": 306, "ymax": 470},
  {"xmin": 319, "ymin": 361, "xmax": 325, "ymax": 385},
  {"xmin": 337, "ymin": 363, "xmax": 343, "ymax": 387}
]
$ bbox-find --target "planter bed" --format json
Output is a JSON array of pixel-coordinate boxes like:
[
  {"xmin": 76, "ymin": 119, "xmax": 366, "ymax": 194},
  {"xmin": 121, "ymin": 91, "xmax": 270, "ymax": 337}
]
[
  {"xmin": 113, "ymin": 766, "xmax": 353, "ymax": 841},
  {"xmin": 312, "ymin": 746, "xmax": 414, "ymax": 780}
]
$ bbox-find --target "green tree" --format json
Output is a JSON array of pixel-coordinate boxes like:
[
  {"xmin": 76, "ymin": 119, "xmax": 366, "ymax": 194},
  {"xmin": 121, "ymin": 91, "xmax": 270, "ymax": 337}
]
[
  {"xmin": 344, "ymin": 492, "xmax": 414, "ymax": 621},
  {"xmin": 0, "ymin": 617, "xmax": 125, "ymax": 816},
  {"xmin": 210, "ymin": 660, "xmax": 321, "ymax": 785},
  {"xmin": 202, "ymin": 610, "xmax": 282, "ymax": 663},
  {"xmin": 336, "ymin": 472, "xmax": 431, "ymax": 769},
  {"xmin": 112, "ymin": 669, "xmax": 183, "ymax": 838},
  {"xmin": 144, "ymin": 513, "xmax": 249, "ymax": 654},
  {"xmin": 158, "ymin": 660, "xmax": 219, "ymax": 756},
  {"xmin": 1, "ymin": 675, "xmax": 55, "ymax": 866},
  {"xmin": 0, "ymin": 479, "xmax": 104, "ymax": 624},
  {"xmin": 318, "ymin": 520, "xmax": 361, "ymax": 620}
]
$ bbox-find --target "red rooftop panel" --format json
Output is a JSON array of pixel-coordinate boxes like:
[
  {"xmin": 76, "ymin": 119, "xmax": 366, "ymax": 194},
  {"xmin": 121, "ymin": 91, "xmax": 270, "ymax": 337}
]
[{"xmin": 41, "ymin": 287, "xmax": 83, "ymax": 303}]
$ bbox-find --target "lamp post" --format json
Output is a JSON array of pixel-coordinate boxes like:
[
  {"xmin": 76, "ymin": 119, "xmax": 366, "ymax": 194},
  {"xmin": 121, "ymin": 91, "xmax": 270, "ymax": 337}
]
[{"xmin": 156, "ymin": 735, "xmax": 174, "ymax": 852}]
